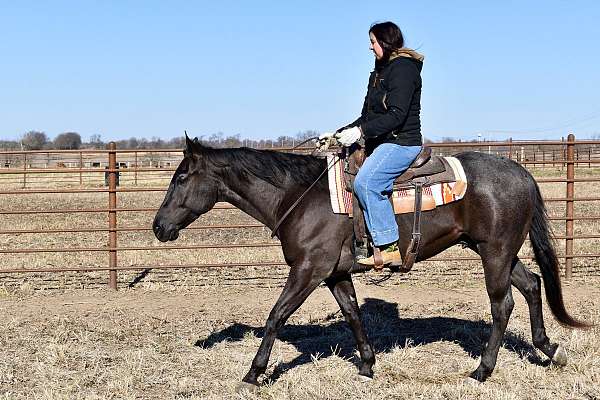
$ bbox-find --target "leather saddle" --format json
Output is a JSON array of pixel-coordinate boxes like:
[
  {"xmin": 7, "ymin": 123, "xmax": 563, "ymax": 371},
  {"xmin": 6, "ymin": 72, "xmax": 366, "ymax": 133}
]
[
  {"xmin": 344, "ymin": 146, "xmax": 456, "ymax": 191},
  {"xmin": 394, "ymin": 147, "xmax": 458, "ymax": 189},
  {"xmin": 343, "ymin": 146, "xmax": 457, "ymax": 274}
]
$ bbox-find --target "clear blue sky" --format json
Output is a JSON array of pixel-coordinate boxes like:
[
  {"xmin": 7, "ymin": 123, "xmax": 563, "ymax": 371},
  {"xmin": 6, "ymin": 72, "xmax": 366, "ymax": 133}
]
[{"xmin": 1, "ymin": 1, "xmax": 599, "ymax": 142}]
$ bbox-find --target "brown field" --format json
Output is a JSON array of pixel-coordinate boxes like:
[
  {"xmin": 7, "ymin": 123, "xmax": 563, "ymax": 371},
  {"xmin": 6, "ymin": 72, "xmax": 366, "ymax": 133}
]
[
  {"xmin": 0, "ymin": 163, "xmax": 599, "ymax": 399},
  {"xmin": 0, "ymin": 277, "xmax": 598, "ymax": 399}
]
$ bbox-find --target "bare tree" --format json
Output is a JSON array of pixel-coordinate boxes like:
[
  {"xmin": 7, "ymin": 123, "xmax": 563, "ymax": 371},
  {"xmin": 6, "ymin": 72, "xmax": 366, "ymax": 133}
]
[
  {"xmin": 54, "ymin": 132, "xmax": 82, "ymax": 149},
  {"xmin": 295, "ymin": 129, "xmax": 319, "ymax": 141},
  {"xmin": 0, "ymin": 140, "xmax": 19, "ymax": 150},
  {"xmin": 89, "ymin": 134, "xmax": 104, "ymax": 148},
  {"xmin": 223, "ymin": 134, "xmax": 241, "ymax": 148},
  {"xmin": 127, "ymin": 137, "xmax": 140, "ymax": 149},
  {"xmin": 167, "ymin": 137, "xmax": 185, "ymax": 148},
  {"xmin": 207, "ymin": 132, "xmax": 224, "ymax": 146},
  {"xmin": 21, "ymin": 131, "xmax": 48, "ymax": 150}
]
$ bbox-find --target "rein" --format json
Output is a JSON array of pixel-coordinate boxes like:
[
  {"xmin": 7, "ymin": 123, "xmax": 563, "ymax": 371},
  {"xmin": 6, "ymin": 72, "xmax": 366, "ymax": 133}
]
[
  {"xmin": 290, "ymin": 136, "xmax": 320, "ymax": 152},
  {"xmin": 271, "ymin": 149, "xmax": 340, "ymax": 238}
]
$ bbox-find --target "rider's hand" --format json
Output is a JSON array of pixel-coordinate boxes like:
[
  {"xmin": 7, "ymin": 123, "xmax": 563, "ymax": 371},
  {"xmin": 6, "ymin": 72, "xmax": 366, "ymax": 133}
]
[
  {"xmin": 316, "ymin": 131, "xmax": 336, "ymax": 152},
  {"xmin": 318, "ymin": 131, "xmax": 335, "ymax": 140},
  {"xmin": 335, "ymin": 126, "xmax": 361, "ymax": 147}
]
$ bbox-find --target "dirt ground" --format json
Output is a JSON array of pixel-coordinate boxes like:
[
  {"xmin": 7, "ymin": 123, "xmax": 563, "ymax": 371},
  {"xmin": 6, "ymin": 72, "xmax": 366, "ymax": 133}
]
[
  {"xmin": 0, "ymin": 165, "xmax": 599, "ymax": 399},
  {"xmin": 0, "ymin": 272, "xmax": 598, "ymax": 400}
]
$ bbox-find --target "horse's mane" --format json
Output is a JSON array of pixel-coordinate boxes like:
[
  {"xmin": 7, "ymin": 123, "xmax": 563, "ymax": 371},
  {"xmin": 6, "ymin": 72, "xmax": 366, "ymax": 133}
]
[{"xmin": 198, "ymin": 144, "xmax": 328, "ymax": 189}]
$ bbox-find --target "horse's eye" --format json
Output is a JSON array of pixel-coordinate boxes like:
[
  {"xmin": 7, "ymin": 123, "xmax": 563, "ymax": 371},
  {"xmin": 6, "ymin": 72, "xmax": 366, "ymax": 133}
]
[{"xmin": 177, "ymin": 174, "xmax": 188, "ymax": 184}]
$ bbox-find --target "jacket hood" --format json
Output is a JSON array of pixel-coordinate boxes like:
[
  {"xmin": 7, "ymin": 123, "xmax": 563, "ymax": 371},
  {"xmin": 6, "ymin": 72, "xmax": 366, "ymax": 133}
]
[{"xmin": 390, "ymin": 48, "xmax": 425, "ymax": 62}]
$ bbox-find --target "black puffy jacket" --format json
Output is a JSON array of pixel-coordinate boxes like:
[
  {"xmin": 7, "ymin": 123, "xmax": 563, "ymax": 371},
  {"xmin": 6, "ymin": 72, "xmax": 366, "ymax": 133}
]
[{"xmin": 343, "ymin": 53, "xmax": 423, "ymax": 148}]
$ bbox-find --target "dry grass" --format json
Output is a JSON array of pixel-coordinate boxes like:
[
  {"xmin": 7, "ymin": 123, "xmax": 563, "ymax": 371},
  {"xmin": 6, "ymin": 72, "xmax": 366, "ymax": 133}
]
[
  {"xmin": 0, "ymin": 164, "xmax": 599, "ymax": 398},
  {"xmin": 0, "ymin": 280, "xmax": 598, "ymax": 399}
]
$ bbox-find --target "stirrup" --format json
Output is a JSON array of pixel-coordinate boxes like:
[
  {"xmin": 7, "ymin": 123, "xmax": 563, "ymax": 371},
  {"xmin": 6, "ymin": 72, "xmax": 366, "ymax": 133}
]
[{"xmin": 354, "ymin": 241, "xmax": 369, "ymax": 262}]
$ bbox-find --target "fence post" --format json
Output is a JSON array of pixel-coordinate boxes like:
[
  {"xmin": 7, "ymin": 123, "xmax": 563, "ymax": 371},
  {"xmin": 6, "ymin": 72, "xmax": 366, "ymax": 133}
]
[
  {"xmin": 79, "ymin": 151, "xmax": 83, "ymax": 186},
  {"xmin": 542, "ymin": 150, "xmax": 545, "ymax": 169},
  {"xmin": 565, "ymin": 133, "xmax": 575, "ymax": 279},
  {"xmin": 508, "ymin": 138, "xmax": 513, "ymax": 159},
  {"xmin": 108, "ymin": 142, "xmax": 118, "ymax": 289},
  {"xmin": 22, "ymin": 153, "xmax": 27, "ymax": 188},
  {"xmin": 134, "ymin": 151, "xmax": 138, "ymax": 186},
  {"xmin": 561, "ymin": 137, "xmax": 565, "ymax": 171}
]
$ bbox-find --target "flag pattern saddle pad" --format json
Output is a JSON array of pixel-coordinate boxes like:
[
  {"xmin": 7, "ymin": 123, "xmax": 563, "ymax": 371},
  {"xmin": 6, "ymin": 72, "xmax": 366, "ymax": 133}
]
[{"xmin": 327, "ymin": 154, "xmax": 468, "ymax": 215}]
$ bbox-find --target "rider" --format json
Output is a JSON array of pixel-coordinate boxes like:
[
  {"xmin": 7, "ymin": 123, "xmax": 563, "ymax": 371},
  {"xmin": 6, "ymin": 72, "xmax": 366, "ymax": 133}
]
[{"xmin": 321, "ymin": 21, "xmax": 424, "ymax": 266}]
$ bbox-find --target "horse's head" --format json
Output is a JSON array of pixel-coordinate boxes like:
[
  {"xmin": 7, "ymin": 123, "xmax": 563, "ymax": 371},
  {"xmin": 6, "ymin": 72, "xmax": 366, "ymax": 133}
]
[{"xmin": 152, "ymin": 135, "xmax": 220, "ymax": 242}]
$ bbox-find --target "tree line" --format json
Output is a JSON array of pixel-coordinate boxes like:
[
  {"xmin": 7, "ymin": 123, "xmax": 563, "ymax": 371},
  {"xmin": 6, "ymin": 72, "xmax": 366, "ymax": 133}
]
[
  {"xmin": 4, "ymin": 130, "xmax": 596, "ymax": 152},
  {"xmin": 1, "ymin": 130, "xmax": 322, "ymax": 150}
]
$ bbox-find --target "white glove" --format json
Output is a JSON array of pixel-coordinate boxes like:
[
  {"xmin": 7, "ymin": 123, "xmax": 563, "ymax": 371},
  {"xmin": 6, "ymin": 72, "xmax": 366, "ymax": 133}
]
[
  {"xmin": 318, "ymin": 131, "xmax": 335, "ymax": 140},
  {"xmin": 316, "ymin": 131, "xmax": 336, "ymax": 152},
  {"xmin": 335, "ymin": 126, "xmax": 361, "ymax": 147}
]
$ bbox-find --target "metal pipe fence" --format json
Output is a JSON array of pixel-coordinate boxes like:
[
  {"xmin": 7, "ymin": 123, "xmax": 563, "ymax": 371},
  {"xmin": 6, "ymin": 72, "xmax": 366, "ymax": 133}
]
[{"xmin": 0, "ymin": 135, "xmax": 599, "ymax": 288}]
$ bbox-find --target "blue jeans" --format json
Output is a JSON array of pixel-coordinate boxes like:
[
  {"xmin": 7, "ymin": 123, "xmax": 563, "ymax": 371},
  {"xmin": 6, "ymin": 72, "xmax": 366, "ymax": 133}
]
[{"xmin": 354, "ymin": 143, "xmax": 422, "ymax": 246}]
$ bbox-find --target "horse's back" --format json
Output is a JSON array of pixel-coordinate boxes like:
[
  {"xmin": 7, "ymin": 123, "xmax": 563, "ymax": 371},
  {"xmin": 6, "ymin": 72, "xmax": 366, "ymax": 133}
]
[
  {"xmin": 453, "ymin": 151, "xmax": 536, "ymax": 241},
  {"xmin": 455, "ymin": 151, "xmax": 534, "ymax": 197}
]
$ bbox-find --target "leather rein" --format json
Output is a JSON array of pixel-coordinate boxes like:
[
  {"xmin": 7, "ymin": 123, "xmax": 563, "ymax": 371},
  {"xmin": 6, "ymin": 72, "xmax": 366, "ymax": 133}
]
[{"xmin": 270, "ymin": 138, "xmax": 340, "ymax": 238}]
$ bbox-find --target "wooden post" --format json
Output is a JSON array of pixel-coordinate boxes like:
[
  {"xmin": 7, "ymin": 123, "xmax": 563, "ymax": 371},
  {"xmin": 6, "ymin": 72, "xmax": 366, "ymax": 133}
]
[
  {"xmin": 565, "ymin": 134, "xmax": 575, "ymax": 279},
  {"xmin": 508, "ymin": 138, "xmax": 513, "ymax": 159},
  {"xmin": 108, "ymin": 142, "xmax": 118, "ymax": 289}
]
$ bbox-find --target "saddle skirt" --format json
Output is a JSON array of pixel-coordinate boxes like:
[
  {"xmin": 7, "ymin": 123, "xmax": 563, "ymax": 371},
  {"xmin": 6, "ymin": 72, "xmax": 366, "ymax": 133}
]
[{"xmin": 327, "ymin": 153, "xmax": 468, "ymax": 215}]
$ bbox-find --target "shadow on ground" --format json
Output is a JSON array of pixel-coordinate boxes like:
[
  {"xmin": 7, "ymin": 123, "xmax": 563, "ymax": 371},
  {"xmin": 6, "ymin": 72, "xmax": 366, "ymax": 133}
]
[{"xmin": 195, "ymin": 298, "xmax": 546, "ymax": 382}]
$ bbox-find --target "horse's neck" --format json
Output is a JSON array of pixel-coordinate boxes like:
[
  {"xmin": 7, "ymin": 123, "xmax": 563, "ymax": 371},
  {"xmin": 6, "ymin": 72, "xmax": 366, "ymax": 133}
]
[
  {"xmin": 214, "ymin": 149, "xmax": 326, "ymax": 232},
  {"xmin": 219, "ymin": 175, "xmax": 286, "ymax": 230}
]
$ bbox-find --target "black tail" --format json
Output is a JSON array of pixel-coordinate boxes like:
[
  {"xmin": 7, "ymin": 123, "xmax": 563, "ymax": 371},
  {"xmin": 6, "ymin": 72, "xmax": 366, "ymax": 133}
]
[{"xmin": 529, "ymin": 181, "xmax": 589, "ymax": 328}]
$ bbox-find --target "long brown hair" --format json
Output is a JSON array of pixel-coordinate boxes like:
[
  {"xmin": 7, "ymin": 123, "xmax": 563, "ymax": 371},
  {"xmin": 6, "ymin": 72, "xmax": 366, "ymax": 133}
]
[{"xmin": 369, "ymin": 21, "xmax": 404, "ymax": 69}]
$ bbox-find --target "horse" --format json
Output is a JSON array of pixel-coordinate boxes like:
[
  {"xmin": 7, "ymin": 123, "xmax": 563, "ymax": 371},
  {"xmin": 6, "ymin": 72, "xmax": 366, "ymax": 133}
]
[{"xmin": 153, "ymin": 136, "xmax": 586, "ymax": 389}]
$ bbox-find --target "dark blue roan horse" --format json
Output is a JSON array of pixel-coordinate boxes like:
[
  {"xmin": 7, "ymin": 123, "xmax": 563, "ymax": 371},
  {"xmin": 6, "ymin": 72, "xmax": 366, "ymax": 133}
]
[{"xmin": 153, "ymin": 136, "xmax": 587, "ymax": 389}]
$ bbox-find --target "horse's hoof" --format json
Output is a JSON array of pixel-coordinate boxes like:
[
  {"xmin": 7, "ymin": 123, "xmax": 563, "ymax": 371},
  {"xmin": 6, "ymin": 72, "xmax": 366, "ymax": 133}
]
[
  {"xmin": 357, "ymin": 374, "xmax": 373, "ymax": 383},
  {"xmin": 462, "ymin": 377, "xmax": 481, "ymax": 387},
  {"xmin": 236, "ymin": 381, "xmax": 259, "ymax": 395},
  {"xmin": 552, "ymin": 344, "xmax": 568, "ymax": 366}
]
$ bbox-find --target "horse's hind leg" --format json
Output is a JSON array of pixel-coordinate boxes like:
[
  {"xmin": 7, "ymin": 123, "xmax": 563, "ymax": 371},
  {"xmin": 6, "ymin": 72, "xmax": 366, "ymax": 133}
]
[
  {"xmin": 470, "ymin": 245, "xmax": 515, "ymax": 382},
  {"xmin": 511, "ymin": 258, "xmax": 567, "ymax": 365},
  {"xmin": 240, "ymin": 263, "xmax": 326, "ymax": 387},
  {"xmin": 325, "ymin": 273, "xmax": 375, "ymax": 379}
]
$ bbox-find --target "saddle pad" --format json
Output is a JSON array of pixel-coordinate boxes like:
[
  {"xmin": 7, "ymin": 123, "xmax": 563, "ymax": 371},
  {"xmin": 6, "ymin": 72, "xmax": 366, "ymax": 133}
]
[{"xmin": 327, "ymin": 154, "xmax": 468, "ymax": 215}]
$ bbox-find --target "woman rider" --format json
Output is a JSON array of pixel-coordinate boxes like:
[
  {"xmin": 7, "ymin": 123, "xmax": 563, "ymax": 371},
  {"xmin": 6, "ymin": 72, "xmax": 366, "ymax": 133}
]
[{"xmin": 321, "ymin": 21, "xmax": 424, "ymax": 266}]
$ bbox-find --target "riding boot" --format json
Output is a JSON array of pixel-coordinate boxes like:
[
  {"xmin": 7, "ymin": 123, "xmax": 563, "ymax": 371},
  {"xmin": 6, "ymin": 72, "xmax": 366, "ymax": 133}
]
[{"xmin": 357, "ymin": 243, "xmax": 402, "ymax": 269}]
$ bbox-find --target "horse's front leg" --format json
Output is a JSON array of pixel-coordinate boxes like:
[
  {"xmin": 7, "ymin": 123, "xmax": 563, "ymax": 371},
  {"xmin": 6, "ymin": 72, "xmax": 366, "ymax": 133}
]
[
  {"xmin": 240, "ymin": 262, "xmax": 328, "ymax": 387},
  {"xmin": 325, "ymin": 273, "xmax": 375, "ymax": 379}
]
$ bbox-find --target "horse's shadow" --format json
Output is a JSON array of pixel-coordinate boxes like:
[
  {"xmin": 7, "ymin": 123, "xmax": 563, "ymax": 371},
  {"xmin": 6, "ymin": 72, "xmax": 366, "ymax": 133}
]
[{"xmin": 195, "ymin": 298, "xmax": 545, "ymax": 383}]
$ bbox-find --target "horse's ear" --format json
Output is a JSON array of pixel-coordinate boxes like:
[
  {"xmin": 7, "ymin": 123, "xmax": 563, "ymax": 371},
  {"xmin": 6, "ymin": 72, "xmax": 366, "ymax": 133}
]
[{"xmin": 184, "ymin": 131, "xmax": 197, "ymax": 158}]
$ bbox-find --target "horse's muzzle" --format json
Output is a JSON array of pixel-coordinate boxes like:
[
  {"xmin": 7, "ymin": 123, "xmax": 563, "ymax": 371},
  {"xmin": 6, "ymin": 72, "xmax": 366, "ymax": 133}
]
[{"xmin": 153, "ymin": 222, "xmax": 179, "ymax": 242}]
